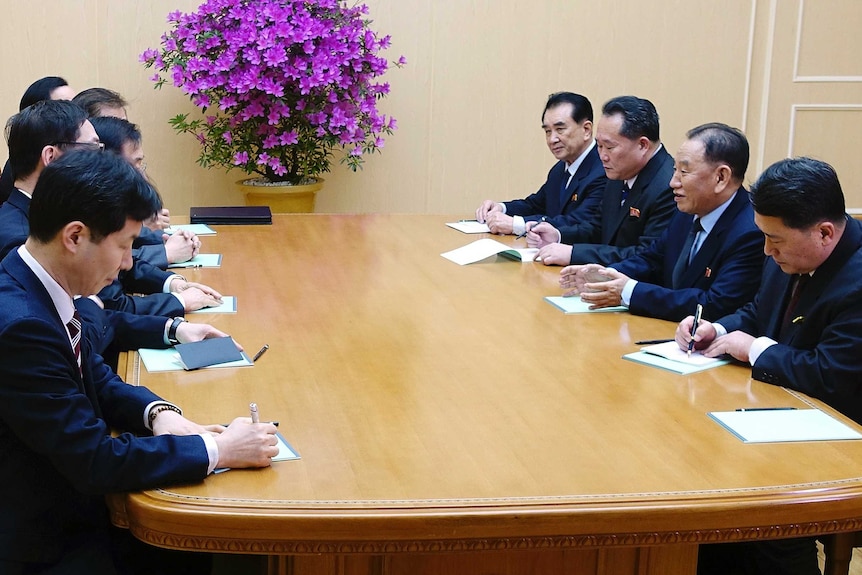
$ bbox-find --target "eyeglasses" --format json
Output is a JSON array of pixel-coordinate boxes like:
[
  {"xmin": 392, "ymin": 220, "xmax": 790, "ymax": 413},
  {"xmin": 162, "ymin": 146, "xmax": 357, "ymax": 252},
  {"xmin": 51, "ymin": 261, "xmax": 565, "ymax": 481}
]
[{"xmin": 52, "ymin": 141, "xmax": 106, "ymax": 152}]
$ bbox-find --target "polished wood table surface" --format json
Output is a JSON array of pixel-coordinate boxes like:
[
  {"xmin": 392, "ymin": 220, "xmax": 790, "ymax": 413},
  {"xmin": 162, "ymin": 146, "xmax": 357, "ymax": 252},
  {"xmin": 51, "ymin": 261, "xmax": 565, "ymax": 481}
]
[{"xmin": 116, "ymin": 214, "xmax": 862, "ymax": 575}]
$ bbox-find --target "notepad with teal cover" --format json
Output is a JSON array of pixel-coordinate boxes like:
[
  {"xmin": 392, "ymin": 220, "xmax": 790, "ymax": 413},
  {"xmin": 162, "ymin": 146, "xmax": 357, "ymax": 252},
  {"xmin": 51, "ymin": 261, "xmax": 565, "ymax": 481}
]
[
  {"xmin": 165, "ymin": 223, "xmax": 217, "ymax": 236},
  {"xmin": 187, "ymin": 296, "xmax": 236, "ymax": 314},
  {"xmin": 544, "ymin": 296, "xmax": 627, "ymax": 314},
  {"xmin": 709, "ymin": 409, "xmax": 862, "ymax": 443},
  {"xmin": 168, "ymin": 254, "xmax": 222, "ymax": 268},
  {"xmin": 623, "ymin": 340, "xmax": 730, "ymax": 374},
  {"xmin": 138, "ymin": 346, "xmax": 252, "ymax": 372}
]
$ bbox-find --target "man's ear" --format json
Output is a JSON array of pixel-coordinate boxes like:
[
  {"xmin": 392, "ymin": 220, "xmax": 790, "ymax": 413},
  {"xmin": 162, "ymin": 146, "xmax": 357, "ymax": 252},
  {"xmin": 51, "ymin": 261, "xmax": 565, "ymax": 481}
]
[
  {"xmin": 40, "ymin": 145, "xmax": 59, "ymax": 167},
  {"xmin": 818, "ymin": 221, "xmax": 836, "ymax": 245},
  {"xmin": 60, "ymin": 221, "xmax": 87, "ymax": 254}
]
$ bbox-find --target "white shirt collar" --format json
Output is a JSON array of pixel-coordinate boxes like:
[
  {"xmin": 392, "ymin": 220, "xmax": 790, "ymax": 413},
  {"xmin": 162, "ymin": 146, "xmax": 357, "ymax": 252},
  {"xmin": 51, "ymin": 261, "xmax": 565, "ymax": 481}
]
[
  {"xmin": 564, "ymin": 139, "xmax": 596, "ymax": 176},
  {"xmin": 17, "ymin": 244, "xmax": 75, "ymax": 326}
]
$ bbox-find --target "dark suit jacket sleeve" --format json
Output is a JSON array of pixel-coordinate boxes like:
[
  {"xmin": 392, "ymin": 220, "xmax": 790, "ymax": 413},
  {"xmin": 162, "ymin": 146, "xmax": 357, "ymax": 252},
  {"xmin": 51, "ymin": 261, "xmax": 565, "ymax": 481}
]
[
  {"xmin": 97, "ymin": 281, "xmax": 185, "ymax": 317},
  {"xmin": 76, "ymin": 297, "xmax": 169, "ymax": 354},
  {"xmin": 120, "ymin": 258, "xmax": 174, "ymax": 294},
  {"xmin": 534, "ymin": 171, "xmax": 606, "ymax": 231},
  {"xmin": 613, "ymin": 216, "xmax": 765, "ymax": 322},
  {"xmin": 568, "ymin": 189, "xmax": 677, "ymax": 266},
  {"xmin": 0, "ymin": 314, "xmax": 208, "ymax": 495},
  {"xmin": 133, "ymin": 244, "xmax": 169, "ymax": 270}
]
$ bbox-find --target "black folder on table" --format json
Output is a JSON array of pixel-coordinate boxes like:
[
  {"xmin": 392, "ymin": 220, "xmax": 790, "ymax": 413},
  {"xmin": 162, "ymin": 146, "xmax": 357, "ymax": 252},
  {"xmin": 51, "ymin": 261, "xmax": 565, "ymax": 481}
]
[
  {"xmin": 175, "ymin": 336, "xmax": 244, "ymax": 370},
  {"xmin": 190, "ymin": 206, "xmax": 272, "ymax": 225}
]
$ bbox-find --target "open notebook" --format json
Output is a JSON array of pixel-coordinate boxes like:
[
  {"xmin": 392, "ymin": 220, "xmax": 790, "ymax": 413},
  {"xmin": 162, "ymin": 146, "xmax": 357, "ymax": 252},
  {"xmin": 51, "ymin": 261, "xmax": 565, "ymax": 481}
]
[
  {"xmin": 623, "ymin": 340, "xmax": 730, "ymax": 374},
  {"xmin": 441, "ymin": 238, "xmax": 538, "ymax": 265}
]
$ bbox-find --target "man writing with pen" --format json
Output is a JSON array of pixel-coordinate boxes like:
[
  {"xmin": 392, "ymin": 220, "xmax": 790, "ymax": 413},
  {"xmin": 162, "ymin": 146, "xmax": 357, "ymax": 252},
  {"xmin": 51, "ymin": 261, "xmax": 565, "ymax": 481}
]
[{"xmin": 674, "ymin": 158, "xmax": 859, "ymax": 575}]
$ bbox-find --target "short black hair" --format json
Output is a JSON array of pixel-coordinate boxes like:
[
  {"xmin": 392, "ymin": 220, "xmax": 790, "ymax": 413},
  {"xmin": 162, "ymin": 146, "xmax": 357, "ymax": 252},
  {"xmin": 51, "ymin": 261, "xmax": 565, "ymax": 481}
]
[
  {"xmin": 90, "ymin": 116, "xmax": 141, "ymax": 153},
  {"xmin": 29, "ymin": 150, "xmax": 160, "ymax": 243},
  {"xmin": 543, "ymin": 92, "xmax": 593, "ymax": 124},
  {"xmin": 601, "ymin": 96, "xmax": 660, "ymax": 142},
  {"xmin": 72, "ymin": 88, "xmax": 129, "ymax": 118},
  {"xmin": 19, "ymin": 76, "xmax": 70, "ymax": 111},
  {"xmin": 5, "ymin": 100, "xmax": 88, "ymax": 182},
  {"xmin": 686, "ymin": 122, "xmax": 749, "ymax": 181},
  {"xmin": 749, "ymin": 157, "xmax": 845, "ymax": 230}
]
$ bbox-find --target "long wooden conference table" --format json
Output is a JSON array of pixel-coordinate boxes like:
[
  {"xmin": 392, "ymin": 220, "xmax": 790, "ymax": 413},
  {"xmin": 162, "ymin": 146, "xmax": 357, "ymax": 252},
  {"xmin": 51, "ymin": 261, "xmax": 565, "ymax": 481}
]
[{"xmin": 114, "ymin": 214, "xmax": 862, "ymax": 575}]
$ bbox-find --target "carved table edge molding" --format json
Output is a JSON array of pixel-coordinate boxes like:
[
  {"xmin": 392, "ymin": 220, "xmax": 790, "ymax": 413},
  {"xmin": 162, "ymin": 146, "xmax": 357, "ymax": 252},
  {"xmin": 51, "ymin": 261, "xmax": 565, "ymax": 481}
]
[{"xmin": 131, "ymin": 517, "xmax": 862, "ymax": 555}]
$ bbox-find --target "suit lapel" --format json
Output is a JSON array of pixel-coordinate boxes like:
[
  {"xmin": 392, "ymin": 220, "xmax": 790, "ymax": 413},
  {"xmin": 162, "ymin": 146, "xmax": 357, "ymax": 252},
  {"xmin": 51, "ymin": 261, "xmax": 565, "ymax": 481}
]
[
  {"xmin": 676, "ymin": 190, "xmax": 745, "ymax": 287},
  {"xmin": 4, "ymin": 250, "xmax": 92, "ymax": 400}
]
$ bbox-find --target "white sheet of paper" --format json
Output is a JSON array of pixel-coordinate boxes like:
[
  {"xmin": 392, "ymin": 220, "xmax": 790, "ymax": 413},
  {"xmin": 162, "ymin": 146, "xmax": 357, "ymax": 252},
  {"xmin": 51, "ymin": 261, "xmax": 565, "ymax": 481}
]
[
  {"xmin": 622, "ymin": 350, "xmax": 731, "ymax": 375},
  {"xmin": 165, "ymin": 223, "xmax": 217, "ymax": 236},
  {"xmin": 168, "ymin": 254, "xmax": 222, "ymax": 268},
  {"xmin": 640, "ymin": 340, "xmax": 723, "ymax": 366},
  {"xmin": 544, "ymin": 296, "xmax": 627, "ymax": 314},
  {"xmin": 441, "ymin": 238, "xmax": 538, "ymax": 265},
  {"xmin": 709, "ymin": 409, "xmax": 862, "ymax": 443},
  {"xmin": 446, "ymin": 221, "xmax": 491, "ymax": 234},
  {"xmin": 138, "ymin": 347, "xmax": 252, "ymax": 372},
  {"xmin": 187, "ymin": 296, "xmax": 237, "ymax": 314}
]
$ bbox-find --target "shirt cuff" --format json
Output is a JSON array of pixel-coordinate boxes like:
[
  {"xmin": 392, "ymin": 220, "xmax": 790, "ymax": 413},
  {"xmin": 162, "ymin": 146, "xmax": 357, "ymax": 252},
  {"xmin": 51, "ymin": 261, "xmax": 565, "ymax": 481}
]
[
  {"xmin": 512, "ymin": 215, "xmax": 526, "ymax": 236},
  {"xmin": 749, "ymin": 336, "xmax": 777, "ymax": 366},
  {"xmin": 163, "ymin": 274, "xmax": 183, "ymax": 293},
  {"xmin": 713, "ymin": 323, "xmax": 728, "ymax": 338},
  {"xmin": 620, "ymin": 279, "xmax": 636, "ymax": 307},
  {"xmin": 201, "ymin": 433, "xmax": 219, "ymax": 475},
  {"xmin": 498, "ymin": 202, "xmax": 507, "ymax": 214}
]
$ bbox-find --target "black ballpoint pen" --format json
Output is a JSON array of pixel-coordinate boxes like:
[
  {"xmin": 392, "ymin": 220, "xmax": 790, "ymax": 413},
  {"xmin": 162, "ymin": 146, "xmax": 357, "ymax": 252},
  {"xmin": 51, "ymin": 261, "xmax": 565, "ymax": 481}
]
[
  {"xmin": 635, "ymin": 339, "xmax": 674, "ymax": 345},
  {"xmin": 687, "ymin": 303, "xmax": 703, "ymax": 358},
  {"xmin": 735, "ymin": 407, "xmax": 797, "ymax": 412},
  {"xmin": 516, "ymin": 216, "xmax": 546, "ymax": 239}
]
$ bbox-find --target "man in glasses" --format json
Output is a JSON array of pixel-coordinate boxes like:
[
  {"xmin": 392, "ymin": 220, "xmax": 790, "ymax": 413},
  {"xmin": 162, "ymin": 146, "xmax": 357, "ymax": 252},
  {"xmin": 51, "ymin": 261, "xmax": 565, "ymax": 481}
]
[{"xmin": 0, "ymin": 100, "xmax": 233, "ymax": 367}]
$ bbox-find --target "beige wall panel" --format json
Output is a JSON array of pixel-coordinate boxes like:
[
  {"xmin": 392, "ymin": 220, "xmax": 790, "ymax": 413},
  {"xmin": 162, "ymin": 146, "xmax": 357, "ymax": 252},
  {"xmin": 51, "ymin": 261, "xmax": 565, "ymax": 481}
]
[
  {"xmin": 2, "ymin": 0, "xmax": 753, "ymax": 215},
  {"xmin": 790, "ymin": 107, "xmax": 862, "ymax": 208},
  {"xmin": 795, "ymin": 0, "xmax": 862, "ymax": 79}
]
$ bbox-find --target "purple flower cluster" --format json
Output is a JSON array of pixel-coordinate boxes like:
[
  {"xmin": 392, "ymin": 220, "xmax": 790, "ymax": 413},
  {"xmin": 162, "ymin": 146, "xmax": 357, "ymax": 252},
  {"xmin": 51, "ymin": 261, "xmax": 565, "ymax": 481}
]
[{"xmin": 141, "ymin": 0, "xmax": 403, "ymax": 183}]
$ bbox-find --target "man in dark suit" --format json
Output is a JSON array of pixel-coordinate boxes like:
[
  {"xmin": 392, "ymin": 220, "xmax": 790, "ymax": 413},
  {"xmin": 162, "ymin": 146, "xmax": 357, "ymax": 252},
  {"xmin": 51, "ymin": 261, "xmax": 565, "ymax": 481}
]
[
  {"xmin": 0, "ymin": 100, "xmax": 233, "ymax": 368},
  {"xmin": 0, "ymin": 150, "xmax": 278, "ymax": 574},
  {"xmin": 527, "ymin": 96, "xmax": 676, "ymax": 266},
  {"xmin": 475, "ymin": 92, "xmax": 607, "ymax": 236},
  {"xmin": 676, "ymin": 158, "xmax": 846, "ymax": 575},
  {"xmin": 0, "ymin": 100, "xmax": 221, "ymax": 317},
  {"xmin": 559, "ymin": 123, "xmax": 764, "ymax": 322}
]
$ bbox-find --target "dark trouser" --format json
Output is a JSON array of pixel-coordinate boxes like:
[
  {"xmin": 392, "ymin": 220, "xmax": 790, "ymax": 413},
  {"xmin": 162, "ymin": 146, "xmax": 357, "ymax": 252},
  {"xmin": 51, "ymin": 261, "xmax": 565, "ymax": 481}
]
[
  {"xmin": 698, "ymin": 537, "xmax": 821, "ymax": 575},
  {"xmin": 0, "ymin": 526, "xmax": 212, "ymax": 575}
]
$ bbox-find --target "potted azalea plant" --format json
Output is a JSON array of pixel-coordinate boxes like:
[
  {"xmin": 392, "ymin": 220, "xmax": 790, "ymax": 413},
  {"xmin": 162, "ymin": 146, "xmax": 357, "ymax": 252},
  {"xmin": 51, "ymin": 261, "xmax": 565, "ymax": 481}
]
[{"xmin": 141, "ymin": 0, "xmax": 404, "ymax": 211}]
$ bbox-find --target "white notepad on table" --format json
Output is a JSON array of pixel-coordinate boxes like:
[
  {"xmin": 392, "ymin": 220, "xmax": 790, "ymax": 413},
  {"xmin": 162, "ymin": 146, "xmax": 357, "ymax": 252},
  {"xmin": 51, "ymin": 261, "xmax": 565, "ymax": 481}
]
[
  {"xmin": 544, "ymin": 296, "xmax": 627, "ymax": 314},
  {"xmin": 709, "ymin": 409, "xmax": 862, "ymax": 443},
  {"xmin": 441, "ymin": 238, "xmax": 538, "ymax": 265},
  {"xmin": 623, "ymin": 340, "xmax": 730, "ymax": 374},
  {"xmin": 446, "ymin": 221, "xmax": 491, "ymax": 234}
]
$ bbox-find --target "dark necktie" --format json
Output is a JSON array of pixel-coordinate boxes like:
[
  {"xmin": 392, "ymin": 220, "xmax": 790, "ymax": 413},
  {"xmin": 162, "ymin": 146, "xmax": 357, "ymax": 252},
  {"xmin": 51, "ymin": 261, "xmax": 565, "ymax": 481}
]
[
  {"xmin": 620, "ymin": 183, "xmax": 631, "ymax": 207},
  {"xmin": 672, "ymin": 219, "xmax": 704, "ymax": 288},
  {"xmin": 560, "ymin": 169, "xmax": 572, "ymax": 194},
  {"xmin": 779, "ymin": 274, "xmax": 810, "ymax": 340},
  {"xmin": 67, "ymin": 311, "xmax": 82, "ymax": 373}
]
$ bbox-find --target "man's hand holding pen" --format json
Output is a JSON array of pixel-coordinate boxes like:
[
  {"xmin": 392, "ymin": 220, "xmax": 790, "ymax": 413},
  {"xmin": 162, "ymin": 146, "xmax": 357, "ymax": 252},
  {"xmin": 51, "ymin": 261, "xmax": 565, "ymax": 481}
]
[{"xmin": 674, "ymin": 316, "xmax": 755, "ymax": 363}]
